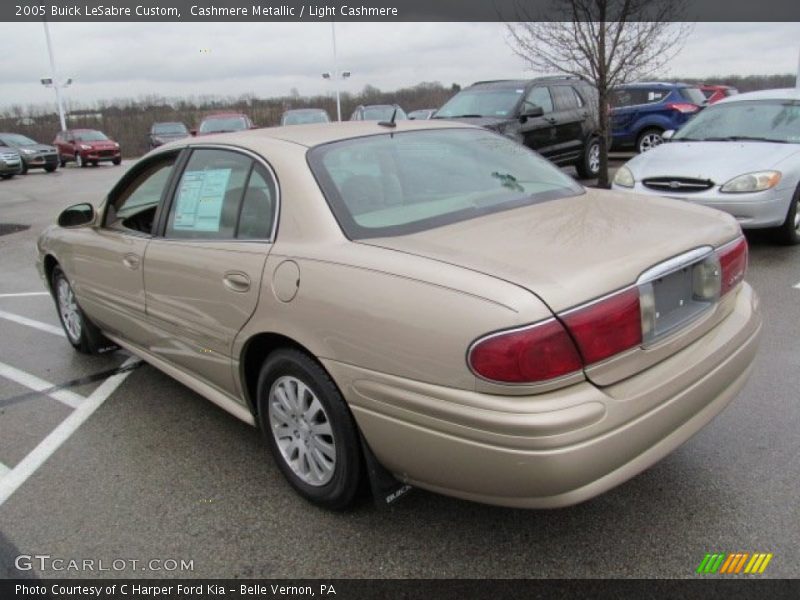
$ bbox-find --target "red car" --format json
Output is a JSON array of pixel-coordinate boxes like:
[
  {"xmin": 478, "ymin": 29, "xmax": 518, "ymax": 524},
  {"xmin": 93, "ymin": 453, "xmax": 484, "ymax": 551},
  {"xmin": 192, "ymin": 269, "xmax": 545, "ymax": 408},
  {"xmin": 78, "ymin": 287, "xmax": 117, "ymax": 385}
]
[
  {"xmin": 699, "ymin": 84, "xmax": 739, "ymax": 104},
  {"xmin": 193, "ymin": 112, "xmax": 255, "ymax": 136},
  {"xmin": 53, "ymin": 129, "xmax": 121, "ymax": 168}
]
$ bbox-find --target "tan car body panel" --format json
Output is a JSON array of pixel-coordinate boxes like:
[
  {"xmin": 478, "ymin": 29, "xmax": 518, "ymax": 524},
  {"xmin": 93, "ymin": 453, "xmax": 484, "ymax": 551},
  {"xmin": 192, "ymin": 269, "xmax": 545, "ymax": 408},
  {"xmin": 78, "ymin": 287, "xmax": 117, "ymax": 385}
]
[{"xmin": 36, "ymin": 121, "xmax": 762, "ymax": 508}]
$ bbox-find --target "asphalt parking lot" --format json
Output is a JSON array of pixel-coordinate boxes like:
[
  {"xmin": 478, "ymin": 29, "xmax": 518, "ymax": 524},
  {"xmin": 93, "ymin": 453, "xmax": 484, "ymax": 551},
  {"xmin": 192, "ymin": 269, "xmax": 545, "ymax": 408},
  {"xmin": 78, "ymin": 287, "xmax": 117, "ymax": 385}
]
[{"xmin": 0, "ymin": 159, "xmax": 798, "ymax": 579}]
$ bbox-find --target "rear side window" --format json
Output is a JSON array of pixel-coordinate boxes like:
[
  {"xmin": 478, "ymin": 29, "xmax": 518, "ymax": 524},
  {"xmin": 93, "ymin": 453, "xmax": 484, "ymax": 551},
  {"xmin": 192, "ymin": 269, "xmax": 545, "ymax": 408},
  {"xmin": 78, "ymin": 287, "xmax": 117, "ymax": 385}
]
[
  {"xmin": 237, "ymin": 166, "xmax": 277, "ymax": 240},
  {"xmin": 611, "ymin": 88, "xmax": 667, "ymax": 107},
  {"xmin": 308, "ymin": 129, "xmax": 583, "ymax": 239},
  {"xmin": 571, "ymin": 86, "xmax": 586, "ymax": 107}
]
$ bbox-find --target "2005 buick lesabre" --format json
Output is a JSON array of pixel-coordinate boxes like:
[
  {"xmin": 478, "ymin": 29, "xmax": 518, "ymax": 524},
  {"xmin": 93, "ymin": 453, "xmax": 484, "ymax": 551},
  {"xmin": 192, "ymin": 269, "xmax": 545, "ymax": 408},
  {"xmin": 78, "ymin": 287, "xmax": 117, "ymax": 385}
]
[{"xmin": 37, "ymin": 120, "xmax": 761, "ymax": 509}]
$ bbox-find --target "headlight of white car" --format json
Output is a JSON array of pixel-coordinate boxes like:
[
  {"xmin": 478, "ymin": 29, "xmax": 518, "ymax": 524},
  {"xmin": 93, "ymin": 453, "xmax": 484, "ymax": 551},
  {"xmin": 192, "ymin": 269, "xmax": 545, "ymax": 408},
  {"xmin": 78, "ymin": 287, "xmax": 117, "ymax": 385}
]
[
  {"xmin": 79, "ymin": 144, "xmax": 92, "ymax": 150},
  {"xmin": 720, "ymin": 171, "xmax": 781, "ymax": 193},
  {"xmin": 613, "ymin": 165, "xmax": 635, "ymax": 188},
  {"xmin": 20, "ymin": 148, "xmax": 36, "ymax": 155}
]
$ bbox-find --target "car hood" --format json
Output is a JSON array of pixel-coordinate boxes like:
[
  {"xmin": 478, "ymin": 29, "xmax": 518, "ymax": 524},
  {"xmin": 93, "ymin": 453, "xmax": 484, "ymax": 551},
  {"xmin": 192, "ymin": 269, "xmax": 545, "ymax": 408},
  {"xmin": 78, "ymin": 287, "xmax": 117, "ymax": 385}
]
[
  {"xmin": 15, "ymin": 143, "xmax": 56, "ymax": 153},
  {"xmin": 360, "ymin": 188, "xmax": 740, "ymax": 313},
  {"xmin": 626, "ymin": 141, "xmax": 800, "ymax": 183}
]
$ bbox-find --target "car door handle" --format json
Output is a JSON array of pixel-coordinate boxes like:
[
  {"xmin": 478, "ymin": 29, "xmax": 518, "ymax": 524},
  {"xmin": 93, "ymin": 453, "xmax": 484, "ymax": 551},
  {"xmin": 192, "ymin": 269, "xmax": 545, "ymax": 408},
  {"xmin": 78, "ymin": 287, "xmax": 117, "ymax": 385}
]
[
  {"xmin": 223, "ymin": 271, "xmax": 251, "ymax": 293},
  {"xmin": 122, "ymin": 253, "xmax": 141, "ymax": 270}
]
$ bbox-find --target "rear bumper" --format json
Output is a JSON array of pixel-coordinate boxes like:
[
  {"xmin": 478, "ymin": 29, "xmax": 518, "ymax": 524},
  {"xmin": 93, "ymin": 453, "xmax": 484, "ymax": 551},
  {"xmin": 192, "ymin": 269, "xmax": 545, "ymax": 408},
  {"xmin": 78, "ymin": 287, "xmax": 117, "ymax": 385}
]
[
  {"xmin": 613, "ymin": 183, "xmax": 793, "ymax": 228},
  {"xmin": 325, "ymin": 284, "xmax": 761, "ymax": 508}
]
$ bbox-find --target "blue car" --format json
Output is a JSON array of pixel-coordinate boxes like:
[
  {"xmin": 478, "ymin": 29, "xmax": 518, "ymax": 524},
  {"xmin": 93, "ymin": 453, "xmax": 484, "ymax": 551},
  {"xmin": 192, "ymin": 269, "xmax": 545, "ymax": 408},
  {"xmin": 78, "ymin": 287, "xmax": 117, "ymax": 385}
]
[{"xmin": 610, "ymin": 82, "xmax": 707, "ymax": 153}]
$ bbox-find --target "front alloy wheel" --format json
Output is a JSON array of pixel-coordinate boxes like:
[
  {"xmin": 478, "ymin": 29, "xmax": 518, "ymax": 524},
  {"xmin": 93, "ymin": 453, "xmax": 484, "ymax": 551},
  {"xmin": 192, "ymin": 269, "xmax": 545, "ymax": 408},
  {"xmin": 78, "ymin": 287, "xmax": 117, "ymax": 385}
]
[{"xmin": 56, "ymin": 275, "xmax": 82, "ymax": 343}]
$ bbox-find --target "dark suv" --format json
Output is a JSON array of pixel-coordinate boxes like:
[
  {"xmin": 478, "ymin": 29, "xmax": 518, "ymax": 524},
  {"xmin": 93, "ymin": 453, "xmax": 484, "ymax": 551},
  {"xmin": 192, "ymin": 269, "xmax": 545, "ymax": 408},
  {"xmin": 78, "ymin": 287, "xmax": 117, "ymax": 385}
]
[{"xmin": 433, "ymin": 77, "xmax": 601, "ymax": 178}]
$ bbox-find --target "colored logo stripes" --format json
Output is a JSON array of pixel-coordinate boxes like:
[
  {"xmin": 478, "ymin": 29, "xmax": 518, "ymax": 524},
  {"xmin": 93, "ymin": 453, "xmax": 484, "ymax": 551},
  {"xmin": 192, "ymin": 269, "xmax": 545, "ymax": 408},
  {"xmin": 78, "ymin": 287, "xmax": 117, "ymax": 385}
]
[{"xmin": 696, "ymin": 552, "xmax": 773, "ymax": 574}]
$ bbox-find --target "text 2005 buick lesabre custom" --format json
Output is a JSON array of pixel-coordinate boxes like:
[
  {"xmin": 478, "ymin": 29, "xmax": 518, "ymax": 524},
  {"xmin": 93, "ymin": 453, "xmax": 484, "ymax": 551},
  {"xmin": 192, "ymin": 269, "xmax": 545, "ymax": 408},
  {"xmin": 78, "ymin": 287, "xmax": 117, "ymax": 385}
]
[{"xmin": 37, "ymin": 121, "xmax": 761, "ymax": 509}]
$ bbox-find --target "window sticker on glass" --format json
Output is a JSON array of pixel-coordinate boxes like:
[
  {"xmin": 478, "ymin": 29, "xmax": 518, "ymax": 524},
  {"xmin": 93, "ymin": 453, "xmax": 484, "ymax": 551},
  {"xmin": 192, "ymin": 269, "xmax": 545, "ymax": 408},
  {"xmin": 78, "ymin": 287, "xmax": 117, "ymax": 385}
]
[{"xmin": 173, "ymin": 168, "xmax": 232, "ymax": 232}]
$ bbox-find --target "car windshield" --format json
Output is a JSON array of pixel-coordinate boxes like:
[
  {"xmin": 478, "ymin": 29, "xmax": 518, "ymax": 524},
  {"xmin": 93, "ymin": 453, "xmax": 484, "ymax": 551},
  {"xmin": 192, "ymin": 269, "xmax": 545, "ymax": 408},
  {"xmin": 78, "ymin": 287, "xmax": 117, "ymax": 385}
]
[
  {"xmin": 361, "ymin": 106, "xmax": 407, "ymax": 121},
  {"xmin": 1, "ymin": 134, "xmax": 37, "ymax": 146},
  {"xmin": 283, "ymin": 111, "xmax": 329, "ymax": 125},
  {"xmin": 75, "ymin": 131, "xmax": 108, "ymax": 141},
  {"xmin": 199, "ymin": 117, "xmax": 247, "ymax": 133},
  {"xmin": 308, "ymin": 128, "xmax": 583, "ymax": 239},
  {"xmin": 153, "ymin": 123, "xmax": 187, "ymax": 134},
  {"xmin": 673, "ymin": 100, "xmax": 800, "ymax": 144},
  {"xmin": 435, "ymin": 88, "xmax": 524, "ymax": 118}
]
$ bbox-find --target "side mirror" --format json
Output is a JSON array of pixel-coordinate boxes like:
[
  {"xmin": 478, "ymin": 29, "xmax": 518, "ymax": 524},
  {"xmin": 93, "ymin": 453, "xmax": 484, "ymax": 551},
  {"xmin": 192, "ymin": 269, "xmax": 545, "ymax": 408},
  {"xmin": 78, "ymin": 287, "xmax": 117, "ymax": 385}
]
[
  {"xmin": 58, "ymin": 203, "xmax": 95, "ymax": 228},
  {"xmin": 519, "ymin": 105, "xmax": 544, "ymax": 121},
  {"xmin": 662, "ymin": 130, "xmax": 675, "ymax": 141}
]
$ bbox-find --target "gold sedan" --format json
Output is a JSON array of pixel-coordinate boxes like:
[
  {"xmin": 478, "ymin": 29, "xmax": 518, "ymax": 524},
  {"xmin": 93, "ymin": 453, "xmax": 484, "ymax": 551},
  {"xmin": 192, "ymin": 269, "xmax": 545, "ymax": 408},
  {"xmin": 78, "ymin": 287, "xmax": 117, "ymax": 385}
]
[{"xmin": 36, "ymin": 121, "xmax": 761, "ymax": 509}]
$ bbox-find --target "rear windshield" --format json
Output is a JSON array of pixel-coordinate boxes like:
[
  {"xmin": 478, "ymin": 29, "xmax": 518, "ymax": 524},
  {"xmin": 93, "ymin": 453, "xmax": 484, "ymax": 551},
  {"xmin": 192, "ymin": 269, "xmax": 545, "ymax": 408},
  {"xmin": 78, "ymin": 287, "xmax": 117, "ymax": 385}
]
[
  {"xmin": 308, "ymin": 128, "xmax": 583, "ymax": 239},
  {"xmin": 361, "ymin": 106, "xmax": 407, "ymax": 121},
  {"xmin": 283, "ymin": 111, "xmax": 330, "ymax": 125},
  {"xmin": 153, "ymin": 122, "xmax": 187, "ymax": 134},
  {"xmin": 679, "ymin": 87, "xmax": 707, "ymax": 105}
]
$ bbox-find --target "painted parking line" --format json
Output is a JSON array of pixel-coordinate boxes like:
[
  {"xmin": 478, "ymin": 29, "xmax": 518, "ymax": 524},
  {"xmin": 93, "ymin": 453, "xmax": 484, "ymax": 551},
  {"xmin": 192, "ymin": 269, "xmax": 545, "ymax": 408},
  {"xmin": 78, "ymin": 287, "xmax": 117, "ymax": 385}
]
[
  {"xmin": 794, "ymin": 282, "xmax": 800, "ymax": 290},
  {"xmin": 0, "ymin": 292, "xmax": 50, "ymax": 298},
  {"xmin": 0, "ymin": 308, "xmax": 64, "ymax": 337},
  {"xmin": 0, "ymin": 356, "xmax": 140, "ymax": 508},
  {"xmin": 0, "ymin": 462, "xmax": 9, "ymax": 479},
  {"xmin": 0, "ymin": 361, "xmax": 84, "ymax": 409}
]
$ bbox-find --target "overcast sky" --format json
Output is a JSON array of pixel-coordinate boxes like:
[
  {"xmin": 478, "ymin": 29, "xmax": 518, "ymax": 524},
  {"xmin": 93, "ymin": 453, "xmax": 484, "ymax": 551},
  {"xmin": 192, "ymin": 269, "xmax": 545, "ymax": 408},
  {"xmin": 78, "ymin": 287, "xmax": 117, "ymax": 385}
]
[{"xmin": 0, "ymin": 22, "xmax": 798, "ymax": 110}]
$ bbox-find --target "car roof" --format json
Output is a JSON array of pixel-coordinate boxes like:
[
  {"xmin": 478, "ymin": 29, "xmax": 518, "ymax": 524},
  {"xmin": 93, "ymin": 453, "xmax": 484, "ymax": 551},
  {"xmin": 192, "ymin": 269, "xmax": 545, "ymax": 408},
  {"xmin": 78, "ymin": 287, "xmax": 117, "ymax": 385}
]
[
  {"xmin": 715, "ymin": 87, "xmax": 800, "ymax": 104},
  {"xmin": 202, "ymin": 112, "xmax": 246, "ymax": 119},
  {"xmin": 470, "ymin": 77, "xmax": 581, "ymax": 89},
  {"xmin": 284, "ymin": 108, "xmax": 326, "ymax": 113},
  {"xmin": 618, "ymin": 82, "xmax": 693, "ymax": 89},
  {"xmin": 178, "ymin": 119, "xmax": 478, "ymax": 149}
]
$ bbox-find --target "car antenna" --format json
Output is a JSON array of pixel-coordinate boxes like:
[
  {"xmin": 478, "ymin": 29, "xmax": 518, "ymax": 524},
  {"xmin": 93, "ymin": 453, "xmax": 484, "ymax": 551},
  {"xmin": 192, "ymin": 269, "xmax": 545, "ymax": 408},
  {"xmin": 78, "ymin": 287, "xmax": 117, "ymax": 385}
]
[{"xmin": 378, "ymin": 107, "xmax": 398, "ymax": 129}]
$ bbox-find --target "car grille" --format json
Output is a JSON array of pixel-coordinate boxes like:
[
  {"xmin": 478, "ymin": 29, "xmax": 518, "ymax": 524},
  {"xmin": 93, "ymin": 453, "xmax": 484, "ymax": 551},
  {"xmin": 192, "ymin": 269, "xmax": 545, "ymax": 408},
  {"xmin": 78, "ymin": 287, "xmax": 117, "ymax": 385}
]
[
  {"xmin": 642, "ymin": 177, "xmax": 714, "ymax": 193},
  {"xmin": 98, "ymin": 150, "xmax": 114, "ymax": 157},
  {"xmin": 0, "ymin": 151, "xmax": 20, "ymax": 163},
  {"xmin": 43, "ymin": 154, "xmax": 58, "ymax": 164}
]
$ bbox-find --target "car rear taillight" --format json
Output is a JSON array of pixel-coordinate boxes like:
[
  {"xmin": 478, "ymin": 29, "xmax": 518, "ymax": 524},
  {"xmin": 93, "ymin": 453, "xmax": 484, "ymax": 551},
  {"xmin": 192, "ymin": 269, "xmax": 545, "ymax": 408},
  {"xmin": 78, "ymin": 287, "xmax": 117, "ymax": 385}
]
[
  {"xmin": 717, "ymin": 236, "xmax": 748, "ymax": 296},
  {"xmin": 468, "ymin": 319, "xmax": 582, "ymax": 383},
  {"xmin": 561, "ymin": 288, "xmax": 642, "ymax": 365},
  {"xmin": 666, "ymin": 102, "xmax": 700, "ymax": 114}
]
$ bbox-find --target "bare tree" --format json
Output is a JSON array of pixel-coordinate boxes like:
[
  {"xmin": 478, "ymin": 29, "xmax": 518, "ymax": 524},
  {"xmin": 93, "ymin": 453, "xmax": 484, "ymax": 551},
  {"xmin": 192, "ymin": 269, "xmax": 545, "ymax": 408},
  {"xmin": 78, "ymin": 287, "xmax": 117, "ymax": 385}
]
[{"xmin": 506, "ymin": 0, "xmax": 692, "ymax": 187}]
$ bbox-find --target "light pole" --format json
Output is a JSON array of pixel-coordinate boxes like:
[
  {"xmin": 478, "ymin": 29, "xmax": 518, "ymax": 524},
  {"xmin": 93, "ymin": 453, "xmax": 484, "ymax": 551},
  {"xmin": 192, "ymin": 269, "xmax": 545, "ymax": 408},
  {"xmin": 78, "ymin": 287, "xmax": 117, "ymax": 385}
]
[
  {"xmin": 41, "ymin": 21, "xmax": 72, "ymax": 131},
  {"xmin": 322, "ymin": 22, "xmax": 350, "ymax": 122}
]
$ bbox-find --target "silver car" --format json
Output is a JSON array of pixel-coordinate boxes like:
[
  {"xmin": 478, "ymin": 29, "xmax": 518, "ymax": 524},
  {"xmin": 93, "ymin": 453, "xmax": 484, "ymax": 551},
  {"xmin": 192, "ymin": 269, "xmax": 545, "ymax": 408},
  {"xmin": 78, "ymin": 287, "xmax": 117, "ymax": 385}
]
[{"xmin": 612, "ymin": 88, "xmax": 800, "ymax": 244}]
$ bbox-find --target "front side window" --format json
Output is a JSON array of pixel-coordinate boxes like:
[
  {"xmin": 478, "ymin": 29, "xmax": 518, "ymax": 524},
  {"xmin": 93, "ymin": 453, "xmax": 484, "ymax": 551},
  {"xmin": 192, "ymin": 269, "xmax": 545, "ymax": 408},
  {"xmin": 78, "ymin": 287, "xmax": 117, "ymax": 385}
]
[
  {"xmin": 165, "ymin": 148, "xmax": 277, "ymax": 240},
  {"xmin": 105, "ymin": 153, "xmax": 177, "ymax": 235},
  {"xmin": 524, "ymin": 86, "xmax": 554, "ymax": 114},
  {"xmin": 673, "ymin": 100, "xmax": 800, "ymax": 144},
  {"xmin": 308, "ymin": 129, "xmax": 583, "ymax": 239}
]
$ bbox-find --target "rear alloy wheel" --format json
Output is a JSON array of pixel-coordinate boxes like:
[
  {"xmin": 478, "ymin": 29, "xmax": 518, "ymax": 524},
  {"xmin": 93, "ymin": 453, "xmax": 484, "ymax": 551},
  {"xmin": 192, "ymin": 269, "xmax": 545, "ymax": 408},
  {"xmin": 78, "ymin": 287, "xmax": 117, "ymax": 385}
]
[
  {"xmin": 257, "ymin": 349, "xmax": 363, "ymax": 509},
  {"xmin": 774, "ymin": 187, "xmax": 800, "ymax": 245},
  {"xmin": 51, "ymin": 266, "xmax": 113, "ymax": 354},
  {"xmin": 576, "ymin": 137, "xmax": 601, "ymax": 179},
  {"xmin": 75, "ymin": 153, "xmax": 86, "ymax": 168},
  {"xmin": 637, "ymin": 128, "xmax": 664, "ymax": 153}
]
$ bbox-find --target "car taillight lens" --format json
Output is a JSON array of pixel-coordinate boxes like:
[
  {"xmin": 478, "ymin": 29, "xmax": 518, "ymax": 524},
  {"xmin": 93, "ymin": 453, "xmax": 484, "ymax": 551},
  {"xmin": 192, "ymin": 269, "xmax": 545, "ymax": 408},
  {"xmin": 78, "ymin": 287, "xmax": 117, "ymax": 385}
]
[
  {"xmin": 561, "ymin": 288, "xmax": 642, "ymax": 365},
  {"xmin": 666, "ymin": 102, "xmax": 700, "ymax": 114},
  {"xmin": 717, "ymin": 236, "xmax": 748, "ymax": 296},
  {"xmin": 468, "ymin": 319, "xmax": 583, "ymax": 383}
]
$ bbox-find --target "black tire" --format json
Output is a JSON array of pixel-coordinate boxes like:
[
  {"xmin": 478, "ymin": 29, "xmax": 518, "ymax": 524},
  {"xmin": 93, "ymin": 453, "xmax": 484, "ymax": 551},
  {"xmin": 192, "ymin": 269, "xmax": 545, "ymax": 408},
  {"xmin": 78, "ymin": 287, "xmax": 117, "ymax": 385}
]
[
  {"xmin": 59, "ymin": 157, "xmax": 67, "ymax": 167},
  {"xmin": 44, "ymin": 165, "xmax": 57, "ymax": 173},
  {"xmin": 112, "ymin": 157, "xmax": 122, "ymax": 166},
  {"xmin": 0, "ymin": 174, "xmax": 13, "ymax": 180},
  {"xmin": 636, "ymin": 128, "xmax": 664, "ymax": 154},
  {"xmin": 575, "ymin": 137, "xmax": 601, "ymax": 179},
  {"xmin": 75, "ymin": 153, "xmax": 86, "ymax": 168},
  {"xmin": 19, "ymin": 161, "xmax": 28, "ymax": 175},
  {"xmin": 256, "ymin": 348, "xmax": 363, "ymax": 510},
  {"xmin": 51, "ymin": 266, "xmax": 114, "ymax": 354},
  {"xmin": 772, "ymin": 187, "xmax": 800, "ymax": 245}
]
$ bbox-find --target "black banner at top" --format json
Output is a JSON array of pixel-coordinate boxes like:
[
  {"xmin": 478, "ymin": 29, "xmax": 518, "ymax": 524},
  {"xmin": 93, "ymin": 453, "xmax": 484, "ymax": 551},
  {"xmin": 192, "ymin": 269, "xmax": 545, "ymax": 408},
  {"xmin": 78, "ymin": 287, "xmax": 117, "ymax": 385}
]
[{"xmin": 3, "ymin": 0, "xmax": 800, "ymax": 22}]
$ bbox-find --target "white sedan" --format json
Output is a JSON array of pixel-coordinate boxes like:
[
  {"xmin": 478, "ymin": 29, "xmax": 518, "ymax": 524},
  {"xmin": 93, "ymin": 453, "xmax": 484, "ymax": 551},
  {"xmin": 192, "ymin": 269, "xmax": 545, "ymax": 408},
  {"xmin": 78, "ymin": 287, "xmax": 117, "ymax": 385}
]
[{"xmin": 613, "ymin": 88, "xmax": 800, "ymax": 244}]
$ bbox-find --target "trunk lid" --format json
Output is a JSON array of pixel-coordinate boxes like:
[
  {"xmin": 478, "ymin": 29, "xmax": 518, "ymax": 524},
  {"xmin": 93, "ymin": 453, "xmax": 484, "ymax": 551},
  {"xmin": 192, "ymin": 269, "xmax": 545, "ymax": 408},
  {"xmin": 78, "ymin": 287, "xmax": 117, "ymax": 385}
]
[{"xmin": 361, "ymin": 189, "xmax": 741, "ymax": 385}]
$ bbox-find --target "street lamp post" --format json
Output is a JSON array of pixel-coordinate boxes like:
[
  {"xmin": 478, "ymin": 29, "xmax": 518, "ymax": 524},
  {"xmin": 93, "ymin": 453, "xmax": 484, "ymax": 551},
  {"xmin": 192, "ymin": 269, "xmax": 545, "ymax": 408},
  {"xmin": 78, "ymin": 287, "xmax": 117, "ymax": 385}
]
[
  {"xmin": 41, "ymin": 21, "xmax": 72, "ymax": 131},
  {"xmin": 322, "ymin": 22, "xmax": 350, "ymax": 122}
]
